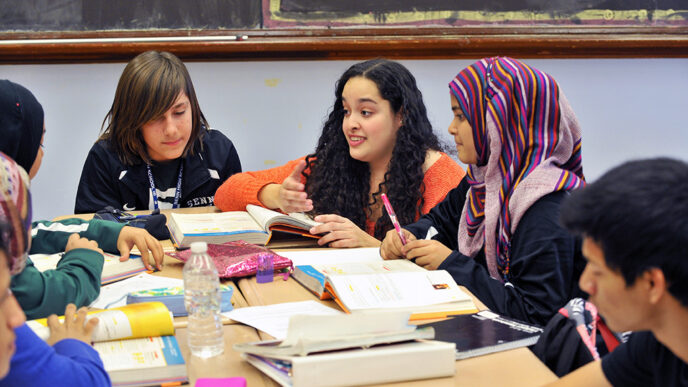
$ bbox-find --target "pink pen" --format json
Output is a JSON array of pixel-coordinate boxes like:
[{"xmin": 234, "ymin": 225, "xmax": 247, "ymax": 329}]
[{"xmin": 381, "ymin": 193, "xmax": 407, "ymax": 245}]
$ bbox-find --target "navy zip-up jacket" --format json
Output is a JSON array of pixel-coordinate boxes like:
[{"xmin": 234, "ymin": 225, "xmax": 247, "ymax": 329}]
[{"xmin": 75, "ymin": 129, "xmax": 241, "ymax": 214}]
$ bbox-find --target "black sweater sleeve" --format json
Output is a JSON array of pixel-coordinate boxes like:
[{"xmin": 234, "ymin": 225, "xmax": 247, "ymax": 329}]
[
  {"xmin": 437, "ymin": 190, "xmax": 582, "ymax": 326},
  {"xmin": 404, "ymin": 178, "xmax": 468, "ymax": 247}
]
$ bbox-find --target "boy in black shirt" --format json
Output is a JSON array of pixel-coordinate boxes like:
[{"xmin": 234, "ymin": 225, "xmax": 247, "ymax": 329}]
[{"xmin": 549, "ymin": 158, "xmax": 688, "ymax": 387}]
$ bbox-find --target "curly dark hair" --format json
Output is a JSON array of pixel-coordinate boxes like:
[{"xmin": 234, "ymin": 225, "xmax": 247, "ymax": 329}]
[{"xmin": 304, "ymin": 59, "xmax": 442, "ymax": 240}]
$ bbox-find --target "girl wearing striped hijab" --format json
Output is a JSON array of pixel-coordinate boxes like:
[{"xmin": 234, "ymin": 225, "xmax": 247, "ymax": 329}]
[{"xmin": 381, "ymin": 57, "xmax": 587, "ymax": 325}]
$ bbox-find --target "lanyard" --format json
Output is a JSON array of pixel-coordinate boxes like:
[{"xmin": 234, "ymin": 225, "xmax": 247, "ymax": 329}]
[{"xmin": 146, "ymin": 163, "xmax": 183, "ymax": 210}]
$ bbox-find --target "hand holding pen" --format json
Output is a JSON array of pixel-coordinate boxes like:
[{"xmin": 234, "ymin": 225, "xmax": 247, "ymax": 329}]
[
  {"xmin": 381, "ymin": 193, "xmax": 407, "ymax": 245},
  {"xmin": 379, "ymin": 224, "xmax": 416, "ymax": 260}
]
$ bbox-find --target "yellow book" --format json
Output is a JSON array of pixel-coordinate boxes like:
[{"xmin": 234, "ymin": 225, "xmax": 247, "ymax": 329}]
[
  {"xmin": 27, "ymin": 302, "xmax": 186, "ymax": 386},
  {"xmin": 27, "ymin": 302, "xmax": 174, "ymax": 342}
]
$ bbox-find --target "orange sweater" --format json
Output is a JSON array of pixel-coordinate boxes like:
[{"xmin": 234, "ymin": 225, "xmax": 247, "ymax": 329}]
[{"xmin": 214, "ymin": 153, "xmax": 465, "ymax": 234}]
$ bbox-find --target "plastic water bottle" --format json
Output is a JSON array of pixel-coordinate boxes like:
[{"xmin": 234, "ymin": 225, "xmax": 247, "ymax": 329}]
[{"xmin": 183, "ymin": 241, "xmax": 224, "ymax": 358}]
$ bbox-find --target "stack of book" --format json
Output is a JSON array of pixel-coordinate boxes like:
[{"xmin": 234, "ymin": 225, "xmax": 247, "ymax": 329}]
[
  {"xmin": 28, "ymin": 302, "xmax": 187, "ymax": 386},
  {"xmin": 234, "ymin": 312, "xmax": 456, "ymax": 387}
]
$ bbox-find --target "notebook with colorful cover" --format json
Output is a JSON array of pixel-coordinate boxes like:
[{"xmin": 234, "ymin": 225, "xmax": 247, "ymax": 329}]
[{"xmin": 126, "ymin": 284, "xmax": 234, "ymax": 316}]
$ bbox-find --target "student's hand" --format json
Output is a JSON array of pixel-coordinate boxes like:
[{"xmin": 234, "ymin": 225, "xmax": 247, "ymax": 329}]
[
  {"xmin": 403, "ymin": 240, "xmax": 452, "ymax": 270},
  {"xmin": 380, "ymin": 228, "xmax": 416, "ymax": 260},
  {"xmin": 272, "ymin": 160, "xmax": 313, "ymax": 213},
  {"xmin": 310, "ymin": 214, "xmax": 381, "ymax": 248},
  {"xmin": 64, "ymin": 233, "xmax": 104, "ymax": 255},
  {"xmin": 46, "ymin": 304, "xmax": 99, "ymax": 346},
  {"xmin": 117, "ymin": 226, "xmax": 164, "ymax": 271}
]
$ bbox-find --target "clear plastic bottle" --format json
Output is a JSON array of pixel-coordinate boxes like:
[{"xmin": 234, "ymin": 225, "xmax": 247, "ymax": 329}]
[{"xmin": 183, "ymin": 241, "xmax": 224, "ymax": 358}]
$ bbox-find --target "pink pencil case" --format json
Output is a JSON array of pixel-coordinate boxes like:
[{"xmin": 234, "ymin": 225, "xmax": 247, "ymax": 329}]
[{"xmin": 167, "ymin": 240, "xmax": 293, "ymax": 279}]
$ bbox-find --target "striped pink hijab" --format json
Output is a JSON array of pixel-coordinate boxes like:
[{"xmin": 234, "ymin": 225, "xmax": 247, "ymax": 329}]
[{"xmin": 449, "ymin": 57, "xmax": 585, "ymax": 281}]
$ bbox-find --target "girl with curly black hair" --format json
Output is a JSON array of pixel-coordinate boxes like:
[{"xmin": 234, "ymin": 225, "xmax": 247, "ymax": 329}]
[{"xmin": 215, "ymin": 59, "xmax": 464, "ymax": 248}]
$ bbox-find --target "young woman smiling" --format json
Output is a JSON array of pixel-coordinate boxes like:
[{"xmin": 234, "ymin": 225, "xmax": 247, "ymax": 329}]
[
  {"xmin": 215, "ymin": 59, "xmax": 465, "ymax": 248},
  {"xmin": 75, "ymin": 51, "xmax": 242, "ymax": 213}
]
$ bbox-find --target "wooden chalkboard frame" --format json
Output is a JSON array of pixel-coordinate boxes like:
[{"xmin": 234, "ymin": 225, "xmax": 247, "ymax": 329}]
[
  {"xmin": 1, "ymin": 0, "xmax": 687, "ymax": 63},
  {"xmin": 1, "ymin": 27, "xmax": 687, "ymax": 64}
]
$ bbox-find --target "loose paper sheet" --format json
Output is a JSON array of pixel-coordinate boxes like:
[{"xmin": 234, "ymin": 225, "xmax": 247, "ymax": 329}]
[{"xmin": 223, "ymin": 300, "xmax": 342, "ymax": 339}]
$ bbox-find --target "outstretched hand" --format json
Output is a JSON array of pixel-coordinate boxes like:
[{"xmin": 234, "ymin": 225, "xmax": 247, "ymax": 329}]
[
  {"xmin": 117, "ymin": 226, "xmax": 164, "ymax": 270},
  {"xmin": 46, "ymin": 304, "xmax": 99, "ymax": 346},
  {"xmin": 310, "ymin": 214, "xmax": 381, "ymax": 248},
  {"xmin": 276, "ymin": 160, "xmax": 313, "ymax": 213}
]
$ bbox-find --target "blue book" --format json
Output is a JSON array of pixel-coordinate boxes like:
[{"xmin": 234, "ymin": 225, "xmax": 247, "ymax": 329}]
[
  {"xmin": 126, "ymin": 285, "xmax": 234, "ymax": 316},
  {"xmin": 292, "ymin": 265, "xmax": 328, "ymax": 299}
]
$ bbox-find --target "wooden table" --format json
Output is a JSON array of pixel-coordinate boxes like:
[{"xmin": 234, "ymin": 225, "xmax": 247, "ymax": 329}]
[{"xmin": 55, "ymin": 208, "xmax": 557, "ymax": 386}]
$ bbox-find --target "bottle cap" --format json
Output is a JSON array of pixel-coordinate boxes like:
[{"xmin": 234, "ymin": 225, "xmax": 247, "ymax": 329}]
[{"xmin": 190, "ymin": 241, "xmax": 208, "ymax": 254}]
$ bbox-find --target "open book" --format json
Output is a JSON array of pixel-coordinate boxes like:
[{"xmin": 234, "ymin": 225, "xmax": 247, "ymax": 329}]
[
  {"xmin": 234, "ymin": 312, "xmax": 455, "ymax": 387},
  {"xmin": 30, "ymin": 251, "xmax": 149, "ymax": 285},
  {"xmin": 324, "ymin": 269, "xmax": 479, "ymax": 321},
  {"xmin": 293, "ymin": 259, "xmax": 426, "ymax": 299},
  {"xmin": 167, "ymin": 204, "xmax": 321, "ymax": 248},
  {"xmin": 27, "ymin": 302, "xmax": 186, "ymax": 386},
  {"xmin": 424, "ymin": 310, "xmax": 543, "ymax": 360}
]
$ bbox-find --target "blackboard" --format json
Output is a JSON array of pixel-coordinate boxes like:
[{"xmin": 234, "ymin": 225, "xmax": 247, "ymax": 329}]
[
  {"xmin": 269, "ymin": 0, "xmax": 688, "ymax": 27},
  {"xmin": 0, "ymin": 0, "xmax": 686, "ymax": 63},
  {"xmin": 0, "ymin": 0, "xmax": 261, "ymax": 30}
]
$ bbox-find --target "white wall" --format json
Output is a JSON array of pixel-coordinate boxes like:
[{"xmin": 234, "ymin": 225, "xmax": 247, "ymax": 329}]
[{"xmin": 1, "ymin": 58, "xmax": 687, "ymax": 220}]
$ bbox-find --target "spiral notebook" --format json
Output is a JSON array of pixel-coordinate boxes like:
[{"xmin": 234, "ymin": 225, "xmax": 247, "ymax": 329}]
[{"xmin": 425, "ymin": 310, "xmax": 543, "ymax": 360}]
